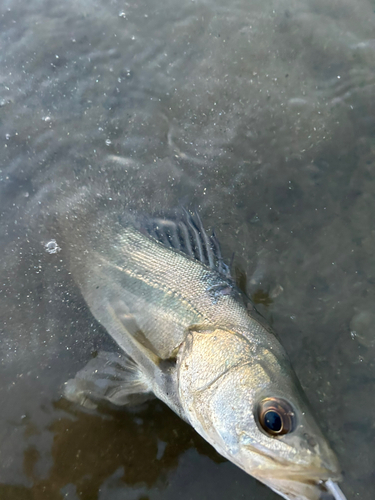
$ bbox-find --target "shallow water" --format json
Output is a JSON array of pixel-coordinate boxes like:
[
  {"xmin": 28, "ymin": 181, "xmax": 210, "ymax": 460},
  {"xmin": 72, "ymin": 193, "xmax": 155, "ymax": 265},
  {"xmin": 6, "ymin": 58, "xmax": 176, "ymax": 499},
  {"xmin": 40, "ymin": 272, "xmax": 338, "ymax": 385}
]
[{"xmin": 1, "ymin": 0, "xmax": 375, "ymax": 498}]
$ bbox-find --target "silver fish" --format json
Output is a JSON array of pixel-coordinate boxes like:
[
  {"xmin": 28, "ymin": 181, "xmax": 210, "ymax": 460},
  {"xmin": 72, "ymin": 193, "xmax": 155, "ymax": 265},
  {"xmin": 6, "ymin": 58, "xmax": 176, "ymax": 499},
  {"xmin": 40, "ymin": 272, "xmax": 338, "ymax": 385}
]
[{"xmin": 64, "ymin": 210, "xmax": 346, "ymax": 500}]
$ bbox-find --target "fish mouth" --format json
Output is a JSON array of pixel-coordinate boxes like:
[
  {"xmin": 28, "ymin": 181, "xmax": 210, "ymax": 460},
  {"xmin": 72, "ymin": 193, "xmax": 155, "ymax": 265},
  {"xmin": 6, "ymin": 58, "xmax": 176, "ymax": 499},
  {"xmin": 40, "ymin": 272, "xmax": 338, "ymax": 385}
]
[
  {"xmin": 236, "ymin": 436, "xmax": 345, "ymax": 500},
  {"xmin": 245, "ymin": 454, "xmax": 345, "ymax": 500},
  {"xmin": 254, "ymin": 472, "xmax": 347, "ymax": 500}
]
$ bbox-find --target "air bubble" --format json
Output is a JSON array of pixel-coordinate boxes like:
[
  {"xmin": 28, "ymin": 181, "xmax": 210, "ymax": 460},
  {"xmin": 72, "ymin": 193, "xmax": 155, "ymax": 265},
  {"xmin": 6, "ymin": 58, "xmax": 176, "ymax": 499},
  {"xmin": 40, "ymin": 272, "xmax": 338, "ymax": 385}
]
[{"xmin": 45, "ymin": 240, "xmax": 61, "ymax": 254}]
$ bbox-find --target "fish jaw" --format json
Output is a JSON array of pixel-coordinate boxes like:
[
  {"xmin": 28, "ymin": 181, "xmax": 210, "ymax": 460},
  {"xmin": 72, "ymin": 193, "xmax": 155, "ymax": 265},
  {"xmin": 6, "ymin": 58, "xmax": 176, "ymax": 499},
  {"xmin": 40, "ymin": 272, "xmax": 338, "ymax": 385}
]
[
  {"xmin": 234, "ymin": 425, "xmax": 344, "ymax": 500},
  {"xmin": 241, "ymin": 451, "xmax": 344, "ymax": 500},
  {"xmin": 256, "ymin": 476, "xmax": 347, "ymax": 500},
  {"xmin": 212, "ymin": 429, "xmax": 345, "ymax": 500}
]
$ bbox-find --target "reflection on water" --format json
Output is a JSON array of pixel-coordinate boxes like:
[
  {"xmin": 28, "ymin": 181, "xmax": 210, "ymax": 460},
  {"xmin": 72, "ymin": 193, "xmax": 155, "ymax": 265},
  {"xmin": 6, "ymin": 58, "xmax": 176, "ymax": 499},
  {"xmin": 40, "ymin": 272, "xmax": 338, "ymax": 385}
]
[
  {"xmin": 251, "ymin": 289, "xmax": 273, "ymax": 308},
  {"xmin": 2, "ymin": 400, "xmax": 224, "ymax": 500}
]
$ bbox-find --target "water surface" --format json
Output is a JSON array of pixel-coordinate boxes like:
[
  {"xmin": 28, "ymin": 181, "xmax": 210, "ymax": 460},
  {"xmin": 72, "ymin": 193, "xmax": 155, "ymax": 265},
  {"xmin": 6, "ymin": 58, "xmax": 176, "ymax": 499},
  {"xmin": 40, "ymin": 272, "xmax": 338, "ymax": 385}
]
[{"xmin": 1, "ymin": 0, "xmax": 375, "ymax": 498}]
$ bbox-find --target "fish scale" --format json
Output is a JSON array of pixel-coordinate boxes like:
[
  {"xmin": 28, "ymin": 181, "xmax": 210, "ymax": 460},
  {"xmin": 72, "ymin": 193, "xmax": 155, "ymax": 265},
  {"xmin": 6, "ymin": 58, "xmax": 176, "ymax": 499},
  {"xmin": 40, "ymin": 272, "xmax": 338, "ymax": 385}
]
[{"xmin": 118, "ymin": 225, "xmax": 269, "ymax": 336}]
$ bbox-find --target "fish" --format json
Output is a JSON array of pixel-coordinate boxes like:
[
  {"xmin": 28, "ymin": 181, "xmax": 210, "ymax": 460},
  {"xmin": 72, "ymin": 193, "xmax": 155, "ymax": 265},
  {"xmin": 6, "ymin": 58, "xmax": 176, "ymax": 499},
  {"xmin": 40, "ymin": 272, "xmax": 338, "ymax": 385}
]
[{"xmin": 63, "ymin": 209, "xmax": 347, "ymax": 500}]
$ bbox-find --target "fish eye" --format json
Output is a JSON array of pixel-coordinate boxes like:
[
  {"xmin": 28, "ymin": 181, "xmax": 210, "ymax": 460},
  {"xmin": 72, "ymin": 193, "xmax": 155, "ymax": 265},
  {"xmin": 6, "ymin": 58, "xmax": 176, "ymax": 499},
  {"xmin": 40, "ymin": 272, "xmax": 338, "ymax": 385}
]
[{"xmin": 257, "ymin": 397, "xmax": 295, "ymax": 436}]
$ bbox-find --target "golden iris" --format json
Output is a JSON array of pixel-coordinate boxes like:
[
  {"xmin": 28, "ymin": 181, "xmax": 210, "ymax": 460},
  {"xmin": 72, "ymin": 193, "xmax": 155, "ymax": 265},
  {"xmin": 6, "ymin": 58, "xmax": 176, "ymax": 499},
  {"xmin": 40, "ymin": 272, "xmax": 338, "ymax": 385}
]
[{"xmin": 258, "ymin": 397, "xmax": 295, "ymax": 436}]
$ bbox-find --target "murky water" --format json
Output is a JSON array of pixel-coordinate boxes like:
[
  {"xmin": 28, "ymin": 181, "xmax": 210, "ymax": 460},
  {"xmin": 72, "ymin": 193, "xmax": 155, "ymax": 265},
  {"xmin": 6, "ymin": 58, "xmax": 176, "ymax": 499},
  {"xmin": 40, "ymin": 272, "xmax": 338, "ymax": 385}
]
[{"xmin": 1, "ymin": 0, "xmax": 375, "ymax": 498}]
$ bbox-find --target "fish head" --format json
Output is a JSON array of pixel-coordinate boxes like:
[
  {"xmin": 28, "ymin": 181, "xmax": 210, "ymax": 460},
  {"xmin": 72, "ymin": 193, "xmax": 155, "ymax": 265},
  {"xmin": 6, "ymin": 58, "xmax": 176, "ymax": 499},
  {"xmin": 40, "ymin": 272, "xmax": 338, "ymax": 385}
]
[{"xmin": 178, "ymin": 326, "xmax": 346, "ymax": 500}]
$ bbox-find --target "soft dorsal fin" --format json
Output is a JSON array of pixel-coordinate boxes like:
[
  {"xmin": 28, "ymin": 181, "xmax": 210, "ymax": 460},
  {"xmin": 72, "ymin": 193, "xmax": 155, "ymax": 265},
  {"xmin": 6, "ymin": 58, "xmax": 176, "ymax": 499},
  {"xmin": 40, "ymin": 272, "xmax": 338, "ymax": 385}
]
[{"xmin": 141, "ymin": 209, "xmax": 232, "ymax": 279}]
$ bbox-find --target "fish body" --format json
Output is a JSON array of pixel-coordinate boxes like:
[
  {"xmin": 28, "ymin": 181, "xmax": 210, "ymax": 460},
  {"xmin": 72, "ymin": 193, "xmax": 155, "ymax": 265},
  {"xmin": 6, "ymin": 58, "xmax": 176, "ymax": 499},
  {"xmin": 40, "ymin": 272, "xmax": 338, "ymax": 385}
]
[{"xmin": 65, "ymin": 211, "xmax": 346, "ymax": 500}]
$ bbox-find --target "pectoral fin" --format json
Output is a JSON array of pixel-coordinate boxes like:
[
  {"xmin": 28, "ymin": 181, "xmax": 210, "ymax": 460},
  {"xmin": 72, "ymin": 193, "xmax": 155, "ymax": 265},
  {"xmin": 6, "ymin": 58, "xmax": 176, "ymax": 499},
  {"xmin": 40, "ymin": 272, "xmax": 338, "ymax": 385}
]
[{"xmin": 64, "ymin": 350, "xmax": 154, "ymax": 409}]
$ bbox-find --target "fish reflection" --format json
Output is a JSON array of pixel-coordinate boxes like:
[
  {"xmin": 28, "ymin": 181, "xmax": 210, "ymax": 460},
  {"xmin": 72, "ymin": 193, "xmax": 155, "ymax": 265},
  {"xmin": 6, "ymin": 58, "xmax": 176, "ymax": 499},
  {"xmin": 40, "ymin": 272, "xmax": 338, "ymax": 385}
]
[{"xmin": 5, "ymin": 399, "xmax": 223, "ymax": 500}]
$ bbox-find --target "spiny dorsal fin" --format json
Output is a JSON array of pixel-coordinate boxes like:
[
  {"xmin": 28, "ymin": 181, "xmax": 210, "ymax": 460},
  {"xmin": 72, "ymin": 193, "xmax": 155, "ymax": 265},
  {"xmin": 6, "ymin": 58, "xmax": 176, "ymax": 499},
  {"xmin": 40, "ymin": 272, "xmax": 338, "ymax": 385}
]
[{"xmin": 141, "ymin": 209, "xmax": 232, "ymax": 279}]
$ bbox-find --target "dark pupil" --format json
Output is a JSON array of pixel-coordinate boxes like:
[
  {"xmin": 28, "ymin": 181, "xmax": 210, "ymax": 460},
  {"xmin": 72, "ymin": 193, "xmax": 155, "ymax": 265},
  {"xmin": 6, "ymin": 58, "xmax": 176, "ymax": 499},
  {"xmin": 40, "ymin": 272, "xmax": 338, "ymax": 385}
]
[{"xmin": 264, "ymin": 410, "xmax": 282, "ymax": 432}]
